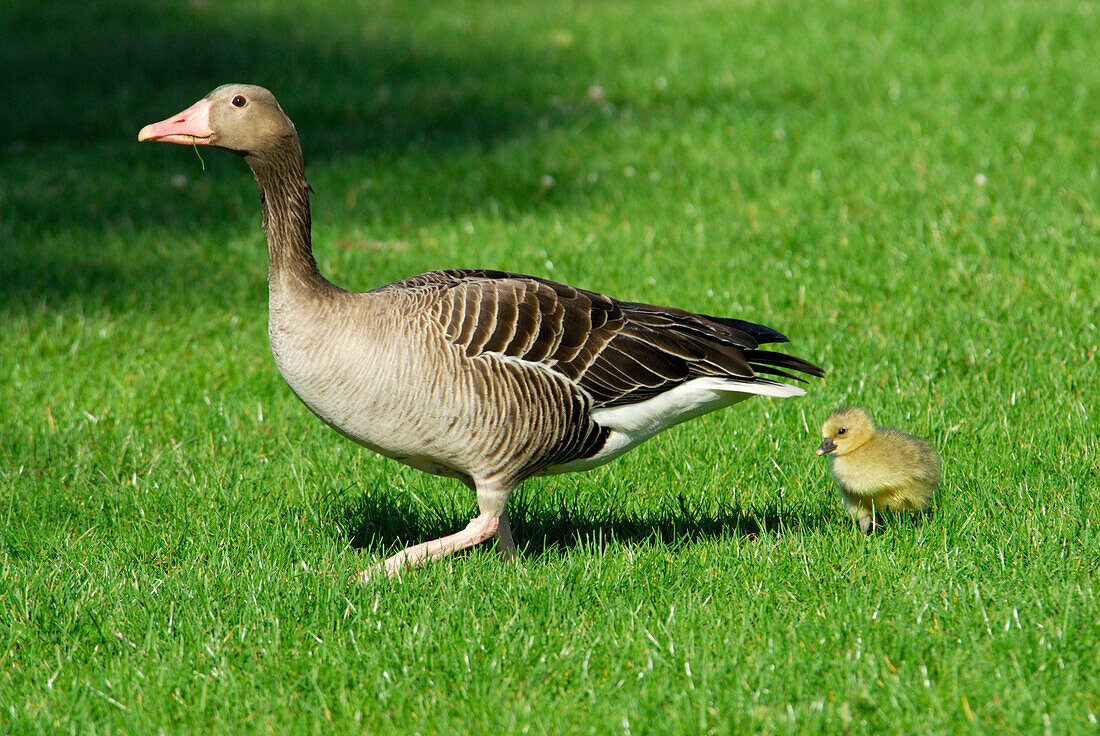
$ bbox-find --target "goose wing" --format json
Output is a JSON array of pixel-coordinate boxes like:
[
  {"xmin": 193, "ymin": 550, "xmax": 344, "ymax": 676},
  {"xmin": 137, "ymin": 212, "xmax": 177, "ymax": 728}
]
[{"xmin": 376, "ymin": 269, "xmax": 823, "ymax": 408}]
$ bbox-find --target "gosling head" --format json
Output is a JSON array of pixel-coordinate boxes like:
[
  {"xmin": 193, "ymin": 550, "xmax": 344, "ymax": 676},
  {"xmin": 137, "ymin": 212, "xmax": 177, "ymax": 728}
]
[{"xmin": 816, "ymin": 407, "xmax": 875, "ymax": 457}]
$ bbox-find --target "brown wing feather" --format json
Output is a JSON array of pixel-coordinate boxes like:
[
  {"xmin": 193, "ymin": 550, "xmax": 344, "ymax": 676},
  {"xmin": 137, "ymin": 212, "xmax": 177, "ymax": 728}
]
[{"xmin": 378, "ymin": 269, "xmax": 823, "ymax": 408}]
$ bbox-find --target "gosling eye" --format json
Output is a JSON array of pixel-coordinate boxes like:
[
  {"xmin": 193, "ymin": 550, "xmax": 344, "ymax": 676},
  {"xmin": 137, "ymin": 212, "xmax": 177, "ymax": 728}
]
[
  {"xmin": 231, "ymin": 95, "xmax": 248, "ymax": 108},
  {"xmin": 836, "ymin": 427, "xmax": 847, "ymax": 436}
]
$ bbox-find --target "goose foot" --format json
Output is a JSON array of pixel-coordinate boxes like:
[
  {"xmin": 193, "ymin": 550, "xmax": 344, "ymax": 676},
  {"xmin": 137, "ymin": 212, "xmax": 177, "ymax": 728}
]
[{"xmin": 355, "ymin": 513, "xmax": 501, "ymax": 582}]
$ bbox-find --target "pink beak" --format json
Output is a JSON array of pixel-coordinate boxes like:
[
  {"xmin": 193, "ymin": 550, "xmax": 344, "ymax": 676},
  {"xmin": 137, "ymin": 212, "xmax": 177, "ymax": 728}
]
[{"xmin": 138, "ymin": 98, "xmax": 215, "ymax": 144}]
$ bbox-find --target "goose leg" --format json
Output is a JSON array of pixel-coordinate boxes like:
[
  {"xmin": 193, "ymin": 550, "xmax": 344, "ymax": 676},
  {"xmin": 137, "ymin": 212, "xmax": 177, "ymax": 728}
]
[
  {"xmin": 496, "ymin": 510, "xmax": 517, "ymax": 561},
  {"xmin": 357, "ymin": 479, "xmax": 512, "ymax": 581},
  {"xmin": 363, "ymin": 513, "xmax": 501, "ymax": 580}
]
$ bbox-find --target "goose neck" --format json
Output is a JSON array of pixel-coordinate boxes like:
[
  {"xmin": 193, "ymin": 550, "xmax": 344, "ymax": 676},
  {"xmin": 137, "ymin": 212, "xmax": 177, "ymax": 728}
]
[{"xmin": 246, "ymin": 143, "xmax": 327, "ymax": 294}]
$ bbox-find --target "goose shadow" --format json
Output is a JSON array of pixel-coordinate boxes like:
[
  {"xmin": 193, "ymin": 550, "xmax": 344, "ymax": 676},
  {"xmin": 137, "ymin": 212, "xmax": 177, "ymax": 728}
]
[{"xmin": 334, "ymin": 484, "xmax": 834, "ymax": 561}]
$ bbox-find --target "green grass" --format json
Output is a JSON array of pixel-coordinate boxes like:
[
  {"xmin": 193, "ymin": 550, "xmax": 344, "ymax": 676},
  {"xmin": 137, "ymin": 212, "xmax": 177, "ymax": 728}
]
[{"xmin": 2, "ymin": 0, "xmax": 1099, "ymax": 733}]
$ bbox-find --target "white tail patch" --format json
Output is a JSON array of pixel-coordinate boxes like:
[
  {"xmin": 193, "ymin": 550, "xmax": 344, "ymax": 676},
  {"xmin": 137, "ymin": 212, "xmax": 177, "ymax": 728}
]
[
  {"xmin": 677, "ymin": 376, "xmax": 807, "ymax": 400},
  {"xmin": 543, "ymin": 377, "xmax": 804, "ymax": 475}
]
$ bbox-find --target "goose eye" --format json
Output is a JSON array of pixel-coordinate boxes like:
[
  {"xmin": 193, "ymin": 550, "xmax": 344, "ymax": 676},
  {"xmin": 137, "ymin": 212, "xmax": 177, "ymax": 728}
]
[
  {"xmin": 231, "ymin": 95, "xmax": 248, "ymax": 108},
  {"xmin": 837, "ymin": 427, "xmax": 847, "ymax": 436}
]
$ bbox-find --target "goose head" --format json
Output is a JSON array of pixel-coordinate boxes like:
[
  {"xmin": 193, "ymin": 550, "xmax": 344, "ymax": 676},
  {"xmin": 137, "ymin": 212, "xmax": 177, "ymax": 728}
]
[{"xmin": 138, "ymin": 84, "xmax": 297, "ymax": 158}]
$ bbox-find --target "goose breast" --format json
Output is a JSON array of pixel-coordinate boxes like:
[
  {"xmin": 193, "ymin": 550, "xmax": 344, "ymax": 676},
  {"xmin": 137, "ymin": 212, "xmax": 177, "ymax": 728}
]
[{"xmin": 267, "ymin": 285, "xmax": 608, "ymax": 483}]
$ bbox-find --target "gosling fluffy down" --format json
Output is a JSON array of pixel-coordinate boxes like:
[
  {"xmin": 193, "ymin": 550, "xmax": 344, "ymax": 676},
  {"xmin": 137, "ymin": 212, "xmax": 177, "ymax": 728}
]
[{"xmin": 816, "ymin": 407, "xmax": 938, "ymax": 531}]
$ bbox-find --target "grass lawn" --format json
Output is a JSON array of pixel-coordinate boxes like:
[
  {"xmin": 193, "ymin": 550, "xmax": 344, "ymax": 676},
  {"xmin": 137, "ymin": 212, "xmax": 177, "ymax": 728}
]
[{"xmin": 2, "ymin": 0, "xmax": 1099, "ymax": 733}]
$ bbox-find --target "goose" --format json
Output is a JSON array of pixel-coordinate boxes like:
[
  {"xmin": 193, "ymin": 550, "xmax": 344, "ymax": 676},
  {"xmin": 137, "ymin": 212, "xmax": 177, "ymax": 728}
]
[
  {"xmin": 816, "ymin": 407, "xmax": 938, "ymax": 531},
  {"xmin": 139, "ymin": 84, "xmax": 825, "ymax": 580}
]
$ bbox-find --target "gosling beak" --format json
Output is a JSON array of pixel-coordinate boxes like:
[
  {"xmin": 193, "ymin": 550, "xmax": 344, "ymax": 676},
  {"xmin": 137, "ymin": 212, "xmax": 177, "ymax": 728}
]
[
  {"xmin": 139, "ymin": 98, "xmax": 215, "ymax": 144},
  {"xmin": 816, "ymin": 437, "xmax": 836, "ymax": 456}
]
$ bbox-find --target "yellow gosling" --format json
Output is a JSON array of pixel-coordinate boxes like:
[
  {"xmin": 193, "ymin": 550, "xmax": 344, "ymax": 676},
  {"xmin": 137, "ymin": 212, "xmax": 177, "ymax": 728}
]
[{"xmin": 816, "ymin": 407, "xmax": 938, "ymax": 532}]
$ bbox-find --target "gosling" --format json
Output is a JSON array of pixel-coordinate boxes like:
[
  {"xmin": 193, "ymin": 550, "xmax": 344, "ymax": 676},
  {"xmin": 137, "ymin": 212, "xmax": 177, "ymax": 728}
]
[{"xmin": 816, "ymin": 407, "xmax": 938, "ymax": 532}]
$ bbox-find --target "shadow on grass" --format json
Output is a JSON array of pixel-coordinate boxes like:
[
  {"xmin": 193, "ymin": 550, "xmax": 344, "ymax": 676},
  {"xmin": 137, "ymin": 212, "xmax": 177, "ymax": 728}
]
[
  {"xmin": 1, "ymin": 0, "xmax": 561, "ymax": 151},
  {"xmin": 2, "ymin": 0, "xmax": 830, "ymax": 313},
  {"xmin": 0, "ymin": 0, "xmax": 589, "ymax": 309},
  {"xmin": 337, "ymin": 484, "xmax": 830, "ymax": 561}
]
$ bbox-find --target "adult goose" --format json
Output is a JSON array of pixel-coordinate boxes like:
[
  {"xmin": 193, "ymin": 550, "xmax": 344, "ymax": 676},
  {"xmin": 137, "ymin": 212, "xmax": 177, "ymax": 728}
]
[{"xmin": 139, "ymin": 84, "xmax": 824, "ymax": 580}]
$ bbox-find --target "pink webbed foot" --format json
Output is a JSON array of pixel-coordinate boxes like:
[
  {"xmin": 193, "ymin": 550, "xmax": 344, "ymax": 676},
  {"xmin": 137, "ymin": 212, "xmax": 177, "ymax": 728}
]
[{"xmin": 355, "ymin": 512, "xmax": 502, "ymax": 582}]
